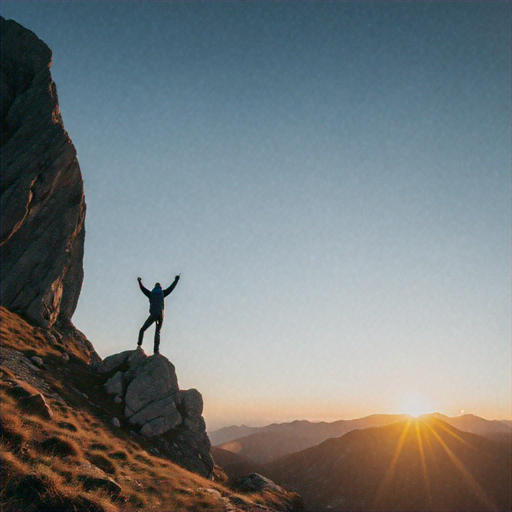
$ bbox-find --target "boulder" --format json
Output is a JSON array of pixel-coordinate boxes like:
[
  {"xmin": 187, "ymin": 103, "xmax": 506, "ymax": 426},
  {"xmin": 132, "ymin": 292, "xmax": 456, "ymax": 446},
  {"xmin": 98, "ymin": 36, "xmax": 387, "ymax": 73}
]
[
  {"xmin": 96, "ymin": 348, "xmax": 146, "ymax": 375},
  {"xmin": 30, "ymin": 356, "xmax": 44, "ymax": 368},
  {"xmin": 104, "ymin": 371, "xmax": 123, "ymax": 397},
  {"xmin": 234, "ymin": 473, "xmax": 285, "ymax": 493},
  {"xmin": 124, "ymin": 355, "xmax": 179, "ymax": 418},
  {"xmin": 0, "ymin": 18, "xmax": 86, "ymax": 329},
  {"xmin": 184, "ymin": 415, "xmax": 206, "ymax": 435},
  {"xmin": 180, "ymin": 388, "xmax": 203, "ymax": 417},
  {"xmin": 128, "ymin": 395, "xmax": 181, "ymax": 436},
  {"xmin": 96, "ymin": 351, "xmax": 133, "ymax": 375},
  {"xmin": 163, "ymin": 428, "xmax": 214, "ymax": 477},
  {"xmin": 95, "ymin": 349, "xmax": 213, "ymax": 477}
]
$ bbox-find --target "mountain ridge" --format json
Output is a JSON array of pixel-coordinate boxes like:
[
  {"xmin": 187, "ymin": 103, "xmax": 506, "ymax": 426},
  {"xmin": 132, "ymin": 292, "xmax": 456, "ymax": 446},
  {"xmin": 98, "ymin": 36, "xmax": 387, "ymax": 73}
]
[
  {"xmin": 211, "ymin": 412, "xmax": 511, "ymax": 465},
  {"xmin": 263, "ymin": 417, "xmax": 511, "ymax": 511}
]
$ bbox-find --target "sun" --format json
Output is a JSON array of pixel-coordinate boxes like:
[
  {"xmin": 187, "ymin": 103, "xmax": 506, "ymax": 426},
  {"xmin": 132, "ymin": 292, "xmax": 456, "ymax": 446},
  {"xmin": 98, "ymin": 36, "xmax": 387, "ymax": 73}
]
[{"xmin": 401, "ymin": 393, "xmax": 434, "ymax": 418}]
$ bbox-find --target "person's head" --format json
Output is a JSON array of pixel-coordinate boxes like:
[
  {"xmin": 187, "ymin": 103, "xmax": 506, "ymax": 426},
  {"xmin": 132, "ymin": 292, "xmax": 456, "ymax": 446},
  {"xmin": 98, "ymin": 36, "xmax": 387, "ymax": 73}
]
[{"xmin": 155, "ymin": 282, "xmax": 161, "ymax": 288}]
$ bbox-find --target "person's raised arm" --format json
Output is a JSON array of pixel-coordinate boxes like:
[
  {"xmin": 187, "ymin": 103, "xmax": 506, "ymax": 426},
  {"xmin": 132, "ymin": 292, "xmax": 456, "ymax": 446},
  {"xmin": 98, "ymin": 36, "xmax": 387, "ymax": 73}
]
[
  {"xmin": 164, "ymin": 275, "xmax": 180, "ymax": 297},
  {"xmin": 137, "ymin": 277, "xmax": 151, "ymax": 298}
]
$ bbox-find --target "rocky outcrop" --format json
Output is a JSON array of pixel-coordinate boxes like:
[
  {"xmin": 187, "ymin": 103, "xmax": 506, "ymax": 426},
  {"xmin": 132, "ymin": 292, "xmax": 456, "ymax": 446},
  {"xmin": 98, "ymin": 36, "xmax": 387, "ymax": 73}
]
[
  {"xmin": 234, "ymin": 473, "xmax": 287, "ymax": 493},
  {"xmin": 1, "ymin": 17, "xmax": 86, "ymax": 328},
  {"xmin": 97, "ymin": 349, "xmax": 214, "ymax": 478}
]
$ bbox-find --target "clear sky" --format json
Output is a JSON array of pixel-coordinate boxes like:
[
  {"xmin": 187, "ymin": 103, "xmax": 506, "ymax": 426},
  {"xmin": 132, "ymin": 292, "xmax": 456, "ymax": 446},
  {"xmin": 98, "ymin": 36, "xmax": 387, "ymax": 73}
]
[{"xmin": 1, "ymin": 1, "xmax": 510, "ymax": 431}]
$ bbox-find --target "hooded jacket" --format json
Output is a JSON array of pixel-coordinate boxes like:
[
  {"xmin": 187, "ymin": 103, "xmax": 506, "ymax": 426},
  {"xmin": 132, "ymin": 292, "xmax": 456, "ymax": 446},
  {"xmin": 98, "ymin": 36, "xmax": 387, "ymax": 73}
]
[{"xmin": 139, "ymin": 277, "xmax": 179, "ymax": 316}]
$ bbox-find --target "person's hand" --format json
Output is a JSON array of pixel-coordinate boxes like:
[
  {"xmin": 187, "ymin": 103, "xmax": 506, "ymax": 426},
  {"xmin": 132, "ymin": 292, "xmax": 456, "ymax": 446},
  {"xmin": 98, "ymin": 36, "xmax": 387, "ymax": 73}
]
[
  {"xmin": 137, "ymin": 277, "xmax": 141, "ymax": 282},
  {"xmin": 175, "ymin": 274, "xmax": 180, "ymax": 280}
]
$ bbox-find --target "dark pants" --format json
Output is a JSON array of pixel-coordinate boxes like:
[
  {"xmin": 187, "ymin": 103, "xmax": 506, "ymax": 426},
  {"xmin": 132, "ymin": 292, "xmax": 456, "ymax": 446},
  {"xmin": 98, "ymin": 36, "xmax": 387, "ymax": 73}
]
[{"xmin": 138, "ymin": 313, "xmax": 163, "ymax": 352}]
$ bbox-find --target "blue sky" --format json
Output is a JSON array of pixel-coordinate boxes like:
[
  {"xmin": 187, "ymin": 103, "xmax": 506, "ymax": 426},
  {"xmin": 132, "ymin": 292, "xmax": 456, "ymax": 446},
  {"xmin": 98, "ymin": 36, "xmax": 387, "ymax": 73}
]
[{"xmin": 1, "ymin": 1, "xmax": 510, "ymax": 430}]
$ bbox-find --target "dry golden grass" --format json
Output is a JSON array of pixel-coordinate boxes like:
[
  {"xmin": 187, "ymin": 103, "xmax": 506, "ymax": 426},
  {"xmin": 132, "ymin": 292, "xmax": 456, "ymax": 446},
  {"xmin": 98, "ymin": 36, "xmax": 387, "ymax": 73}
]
[
  {"xmin": 1, "ymin": 308, "xmax": 300, "ymax": 511},
  {"xmin": 0, "ymin": 307, "xmax": 56, "ymax": 356},
  {"xmin": 0, "ymin": 383, "xmax": 230, "ymax": 511},
  {"xmin": 86, "ymin": 452, "xmax": 118, "ymax": 476},
  {"xmin": 0, "ymin": 306, "xmax": 94, "ymax": 363}
]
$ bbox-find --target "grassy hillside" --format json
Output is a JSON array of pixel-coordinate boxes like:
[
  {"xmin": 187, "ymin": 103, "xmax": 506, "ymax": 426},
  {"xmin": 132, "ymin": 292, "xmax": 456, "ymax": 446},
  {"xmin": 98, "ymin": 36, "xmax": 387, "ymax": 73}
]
[{"xmin": 0, "ymin": 307, "xmax": 301, "ymax": 512}]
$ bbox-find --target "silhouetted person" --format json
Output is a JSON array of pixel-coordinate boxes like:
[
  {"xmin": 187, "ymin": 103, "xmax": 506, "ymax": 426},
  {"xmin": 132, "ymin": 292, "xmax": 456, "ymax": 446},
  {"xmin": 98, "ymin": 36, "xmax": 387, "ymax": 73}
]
[{"xmin": 137, "ymin": 275, "xmax": 180, "ymax": 354}]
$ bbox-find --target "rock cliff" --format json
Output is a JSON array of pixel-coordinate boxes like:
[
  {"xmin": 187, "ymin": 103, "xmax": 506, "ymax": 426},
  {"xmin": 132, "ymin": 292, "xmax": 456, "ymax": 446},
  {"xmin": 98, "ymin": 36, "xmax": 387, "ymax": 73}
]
[
  {"xmin": 0, "ymin": 16, "xmax": 216, "ymax": 486},
  {"xmin": 97, "ymin": 349, "xmax": 214, "ymax": 478},
  {"xmin": 1, "ymin": 17, "xmax": 86, "ymax": 329}
]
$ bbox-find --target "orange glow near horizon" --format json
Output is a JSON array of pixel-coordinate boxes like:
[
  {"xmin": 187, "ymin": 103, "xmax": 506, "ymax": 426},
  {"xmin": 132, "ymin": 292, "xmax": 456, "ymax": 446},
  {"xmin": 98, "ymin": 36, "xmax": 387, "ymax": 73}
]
[{"xmin": 203, "ymin": 395, "xmax": 512, "ymax": 431}]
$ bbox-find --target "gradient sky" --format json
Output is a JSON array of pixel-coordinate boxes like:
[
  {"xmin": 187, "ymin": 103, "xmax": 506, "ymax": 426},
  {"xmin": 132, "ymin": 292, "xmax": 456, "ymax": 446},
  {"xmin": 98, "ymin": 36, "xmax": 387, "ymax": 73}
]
[{"xmin": 1, "ymin": 1, "xmax": 510, "ymax": 431}]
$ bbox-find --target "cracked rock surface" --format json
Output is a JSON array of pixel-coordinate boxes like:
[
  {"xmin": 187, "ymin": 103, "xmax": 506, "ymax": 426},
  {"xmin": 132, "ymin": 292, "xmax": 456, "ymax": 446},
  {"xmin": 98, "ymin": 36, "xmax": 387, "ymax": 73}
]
[
  {"xmin": 1, "ymin": 17, "xmax": 86, "ymax": 328},
  {"xmin": 97, "ymin": 349, "xmax": 213, "ymax": 477}
]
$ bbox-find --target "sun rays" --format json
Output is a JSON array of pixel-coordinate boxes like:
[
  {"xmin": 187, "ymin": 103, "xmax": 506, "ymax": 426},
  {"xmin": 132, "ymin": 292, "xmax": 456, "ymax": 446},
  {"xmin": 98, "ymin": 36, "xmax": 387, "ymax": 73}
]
[
  {"xmin": 415, "ymin": 420, "xmax": 433, "ymax": 509},
  {"xmin": 425, "ymin": 422, "xmax": 498, "ymax": 512},
  {"xmin": 371, "ymin": 417, "xmax": 500, "ymax": 511},
  {"xmin": 372, "ymin": 419, "xmax": 412, "ymax": 506}
]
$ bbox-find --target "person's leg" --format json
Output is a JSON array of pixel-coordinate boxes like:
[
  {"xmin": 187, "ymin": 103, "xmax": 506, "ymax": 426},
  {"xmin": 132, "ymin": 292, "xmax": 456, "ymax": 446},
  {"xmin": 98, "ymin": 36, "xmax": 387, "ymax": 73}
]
[
  {"xmin": 138, "ymin": 315, "xmax": 156, "ymax": 346},
  {"xmin": 153, "ymin": 315, "xmax": 163, "ymax": 353}
]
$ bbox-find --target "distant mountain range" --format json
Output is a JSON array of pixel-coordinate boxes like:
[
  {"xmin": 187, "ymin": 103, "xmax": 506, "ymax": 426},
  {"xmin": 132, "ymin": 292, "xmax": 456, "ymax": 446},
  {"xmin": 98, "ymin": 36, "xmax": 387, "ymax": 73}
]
[
  {"xmin": 428, "ymin": 412, "xmax": 512, "ymax": 436},
  {"xmin": 263, "ymin": 417, "xmax": 511, "ymax": 511},
  {"xmin": 211, "ymin": 414, "xmax": 408, "ymax": 463},
  {"xmin": 211, "ymin": 413, "xmax": 511, "ymax": 465}
]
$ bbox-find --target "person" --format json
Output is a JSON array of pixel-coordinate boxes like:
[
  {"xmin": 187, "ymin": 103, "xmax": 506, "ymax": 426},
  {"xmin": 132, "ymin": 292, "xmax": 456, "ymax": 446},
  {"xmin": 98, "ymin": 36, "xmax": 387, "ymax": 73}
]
[{"xmin": 137, "ymin": 275, "xmax": 180, "ymax": 354}]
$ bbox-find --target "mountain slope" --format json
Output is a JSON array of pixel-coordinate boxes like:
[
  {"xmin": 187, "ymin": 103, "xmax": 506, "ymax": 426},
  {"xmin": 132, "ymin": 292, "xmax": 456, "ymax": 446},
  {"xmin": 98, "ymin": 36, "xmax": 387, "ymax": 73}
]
[
  {"xmin": 263, "ymin": 417, "xmax": 511, "ymax": 511},
  {"xmin": 211, "ymin": 446, "xmax": 264, "ymax": 480},
  {"xmin": 0, "ymin": 308, "xmax": 301, "ymax": 512},
  {"xmin": 216, "ymin": 415, "xmax": 409, "ymax": 464},
  {"xmin": 210, "ymin": 425, "xmax": 263, "ymax": 446}
]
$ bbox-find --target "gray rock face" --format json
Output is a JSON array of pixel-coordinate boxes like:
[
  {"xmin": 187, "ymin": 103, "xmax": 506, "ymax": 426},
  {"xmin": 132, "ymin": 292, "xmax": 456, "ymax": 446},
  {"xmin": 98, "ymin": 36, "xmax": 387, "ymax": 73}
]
[
  {"xmin": 97, "ymin": 349, "xmax": 213, "ymax": 478},
  {"xmin": 234, "ymin": 473, "xmax": 285, "ymax": 493},
  {"xmin": 124, "ymin": 355, "xmax": 179, "ymax": 422},
  {"xmin": 97, "ymin": 349, "xmax": 145, "ymax": 375},
  {"xmin": 0, "ymin": 17, "xmax": 86, "ymax": 328},
  {"xmin": 180, "ymin": 389, "xmax": 203, "ymax": 417},
  {"xmin": 104, "ymin": 371, "xmax": 123, "ymax": 397}
]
